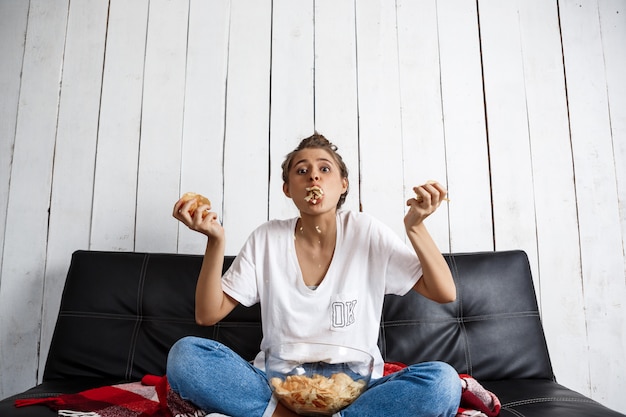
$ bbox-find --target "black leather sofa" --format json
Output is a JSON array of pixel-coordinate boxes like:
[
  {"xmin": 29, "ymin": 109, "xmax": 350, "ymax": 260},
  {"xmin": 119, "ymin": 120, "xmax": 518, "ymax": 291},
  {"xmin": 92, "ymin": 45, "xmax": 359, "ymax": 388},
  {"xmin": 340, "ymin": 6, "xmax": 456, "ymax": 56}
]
[{"xmin": 1, "ymin": 249, "xmax": 623, "ymax": 417}]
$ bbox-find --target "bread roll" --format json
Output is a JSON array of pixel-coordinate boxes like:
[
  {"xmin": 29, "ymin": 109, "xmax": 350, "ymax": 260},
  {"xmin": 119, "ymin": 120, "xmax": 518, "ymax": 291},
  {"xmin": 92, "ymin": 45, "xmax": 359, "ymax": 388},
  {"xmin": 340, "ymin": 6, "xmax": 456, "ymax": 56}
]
[{"xmin": 181, "ymin": 192, "xmax": 211, "ymax": 218}]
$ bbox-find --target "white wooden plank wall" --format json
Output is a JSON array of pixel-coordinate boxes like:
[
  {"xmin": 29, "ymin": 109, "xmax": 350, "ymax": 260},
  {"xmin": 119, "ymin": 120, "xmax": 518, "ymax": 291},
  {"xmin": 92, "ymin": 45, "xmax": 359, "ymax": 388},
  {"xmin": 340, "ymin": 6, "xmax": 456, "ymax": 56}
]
[
  {"xmin": 437, "ymin": 0, "xmax": 494, "ymax": 252},
  {"xmin": 0, "ymin": 0, "xmax": 624, "ymax": 412},
  {"xmin": 222, "ymin": 0, "xmax": 272, "ymax": 255},
  {"xmin": 1, "ymin": 0, "xmax": 69, "ymax": 395},
  {"xmin": 178, "ymin": 0, "xmax": 230, "ymax": 254},
  {"xmin": 314, "ymin": 0, "xmax": 360, "ymax": 213},
  {"xmin": 268, "ymin": 0, "xmax": 314, "ymax": 221},
  {"xmin": 39, "ymin": 0, "xmax": 109, "ymax": 377},
  {"xmin": 559, "ymin": 0, "xmax": 625, "ymax": 404},
  {"xmin": 517, "ymin": 0, "xmax": 590, "ymax": 394},
  {"xmin": 396, "ymin": 0, "xmax": 450, "ymax": 251},
  {"xmin": 91, "ymin": 0, "xmax": 149, "ymax": 252}
]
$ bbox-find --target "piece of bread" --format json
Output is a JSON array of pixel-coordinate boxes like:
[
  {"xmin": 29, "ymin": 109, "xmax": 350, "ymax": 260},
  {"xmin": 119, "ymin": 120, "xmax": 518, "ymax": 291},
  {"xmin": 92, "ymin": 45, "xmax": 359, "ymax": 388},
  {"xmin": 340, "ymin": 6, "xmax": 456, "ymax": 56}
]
[{"xmin": 181, "ymin": 192, "xmax": 211, "ymax": 217}]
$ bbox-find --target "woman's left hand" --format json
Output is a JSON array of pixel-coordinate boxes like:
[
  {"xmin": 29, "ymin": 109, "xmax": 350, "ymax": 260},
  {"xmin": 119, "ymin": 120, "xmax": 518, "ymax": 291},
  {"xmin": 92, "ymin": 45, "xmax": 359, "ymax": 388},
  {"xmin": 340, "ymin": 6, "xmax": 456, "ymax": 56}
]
[{"xmin": 404, "ymin": 181, "xmax": 448, "ymax": 231}]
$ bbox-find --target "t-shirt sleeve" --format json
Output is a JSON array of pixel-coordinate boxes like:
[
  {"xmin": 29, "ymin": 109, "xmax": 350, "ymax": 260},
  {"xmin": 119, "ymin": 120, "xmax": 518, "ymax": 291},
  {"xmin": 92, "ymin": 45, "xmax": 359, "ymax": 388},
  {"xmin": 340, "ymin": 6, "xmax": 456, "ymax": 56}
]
[
  {"xmin": 367, "ymin": 216, "xmax": 423, "ymax": 296},
  {"xmin": 221, "ymin": 241, "xmax": 260, "ymax": 307},
  {"xmin": 384, "ymin": 241, "xmax": 423, "ymax": 296}
]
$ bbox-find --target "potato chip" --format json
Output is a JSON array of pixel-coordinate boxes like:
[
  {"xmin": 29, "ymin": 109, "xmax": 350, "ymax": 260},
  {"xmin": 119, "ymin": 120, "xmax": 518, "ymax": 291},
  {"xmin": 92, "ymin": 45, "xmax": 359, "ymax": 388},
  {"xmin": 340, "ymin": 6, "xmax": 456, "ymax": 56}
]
[{"xmin": 270, "ymin": 372, "xmax": 366, "ymax": 415}]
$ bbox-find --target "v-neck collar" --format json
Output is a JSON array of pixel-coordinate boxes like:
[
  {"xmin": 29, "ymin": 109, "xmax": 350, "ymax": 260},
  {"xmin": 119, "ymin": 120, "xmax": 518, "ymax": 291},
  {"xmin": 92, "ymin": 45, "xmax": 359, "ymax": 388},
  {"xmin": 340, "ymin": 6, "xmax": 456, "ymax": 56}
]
[{"xmin": 290, "ymin": 213, "xmax": 343, "ymax": 293}]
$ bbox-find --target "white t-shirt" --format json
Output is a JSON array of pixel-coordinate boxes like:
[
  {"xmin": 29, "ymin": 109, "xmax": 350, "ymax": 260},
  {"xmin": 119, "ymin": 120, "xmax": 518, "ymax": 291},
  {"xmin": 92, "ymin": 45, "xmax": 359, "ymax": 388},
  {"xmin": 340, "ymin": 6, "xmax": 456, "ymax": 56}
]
[{"xmin": 221, "ymin": 210, "xmax": 423, "ymax": 378}]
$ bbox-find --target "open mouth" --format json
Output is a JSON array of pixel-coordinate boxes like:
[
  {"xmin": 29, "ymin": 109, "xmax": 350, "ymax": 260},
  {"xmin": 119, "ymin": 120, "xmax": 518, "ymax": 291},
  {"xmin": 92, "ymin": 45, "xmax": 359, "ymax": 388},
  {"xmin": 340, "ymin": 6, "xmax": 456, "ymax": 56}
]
[{"xmin": 304, "ymin": 186, "xmax": 324, "ymax": 205}]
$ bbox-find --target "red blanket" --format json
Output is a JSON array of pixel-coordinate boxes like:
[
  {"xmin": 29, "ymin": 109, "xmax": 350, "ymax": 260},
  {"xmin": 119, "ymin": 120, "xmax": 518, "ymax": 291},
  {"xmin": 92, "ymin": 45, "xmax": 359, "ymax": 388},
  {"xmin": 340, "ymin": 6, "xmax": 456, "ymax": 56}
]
[
  {"xmin": 15, "ymin": 369, "xmax": 500, "ymax": 417},
  {"xmin": 15, "ymin": 375, "xmax": 203, "ymax": 417}
]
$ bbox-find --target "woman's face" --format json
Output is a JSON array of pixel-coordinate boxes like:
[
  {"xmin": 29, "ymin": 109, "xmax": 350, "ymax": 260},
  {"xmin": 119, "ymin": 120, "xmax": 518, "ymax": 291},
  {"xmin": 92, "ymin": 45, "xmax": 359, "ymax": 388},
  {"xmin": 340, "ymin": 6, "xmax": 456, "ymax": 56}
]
[{"xmin": 283, "ymin": 148, "xmax": 348, "ymax": 214}]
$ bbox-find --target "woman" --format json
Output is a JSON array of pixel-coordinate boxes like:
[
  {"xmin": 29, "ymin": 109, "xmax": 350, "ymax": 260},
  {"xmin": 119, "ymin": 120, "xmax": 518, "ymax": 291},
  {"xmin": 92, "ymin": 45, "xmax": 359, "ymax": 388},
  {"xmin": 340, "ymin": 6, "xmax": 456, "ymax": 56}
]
[{"xmin": 167, "ymin": 133, "xmax": 461, "ymax": 417}]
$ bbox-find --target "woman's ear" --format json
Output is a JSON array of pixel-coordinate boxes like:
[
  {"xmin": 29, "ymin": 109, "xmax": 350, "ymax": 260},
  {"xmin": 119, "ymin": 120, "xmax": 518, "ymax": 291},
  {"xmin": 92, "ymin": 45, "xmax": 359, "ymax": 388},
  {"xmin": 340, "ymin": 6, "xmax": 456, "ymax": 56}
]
[
  {"xmin": 342, "ymin": 178, "xmax": 349, "ymax": 193},
  {"xmin": 283, "ymin": 182, "xmax": 291, "ymax": 198}
]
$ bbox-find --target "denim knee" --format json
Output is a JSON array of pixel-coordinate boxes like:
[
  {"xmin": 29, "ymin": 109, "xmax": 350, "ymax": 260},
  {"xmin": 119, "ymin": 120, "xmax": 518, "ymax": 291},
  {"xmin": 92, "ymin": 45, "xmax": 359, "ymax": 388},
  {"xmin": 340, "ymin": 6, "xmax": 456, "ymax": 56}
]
[
  {"xmin": 422, "ymin": 360, "xmax": 460, "ymax": 382},
  {"xmin": 415, "ymin": 361, "xmax": 462, "ymax": 410},
  {"xmin": 342, "ymin": 360, "xmax": 461, "ymax": 417},
  {"xmin": 166, "ymin": 336, "xmax": 211, "ymax": 387},
  {"xmin": 166, "ymin": 336, "xmax": 273, "ymax": 417},
  {"xmin": 168, "ymin": 335, "xmax": 196, "ymax": 363},
  {"xmin": 168, "ymin": 335, "xmax": 197, "ymax": 360}
]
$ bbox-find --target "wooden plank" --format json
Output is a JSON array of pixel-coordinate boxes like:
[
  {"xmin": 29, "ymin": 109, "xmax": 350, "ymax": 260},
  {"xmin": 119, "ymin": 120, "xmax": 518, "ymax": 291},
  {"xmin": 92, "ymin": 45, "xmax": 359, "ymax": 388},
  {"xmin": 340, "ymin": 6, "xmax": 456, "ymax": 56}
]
[
  {"xmin": 560, "ymin": 0, "xmax": 626, "ymax": 409},
  {"xmin": 396, "ymin": 0, "xmax": 450, "ymax": 251},
  {"xmin": 599, "ymin": 0, "xmax": 626, "ymax": 283},
  {"xmin": 0, "ymin": 0, "xmax": 68, "ymax": 399},
  {"xmin": 517, "ymin": 0, "xmax": 590, "ymax": 396},
  {"xmin": 478, "ymin": 0, "xmax": 540, "ymax": 286},
  {"xmin": 90, "ymin": 0, "xmax": 149, "ymax": 251},
  {"xmin": 177, "ymin": 0, "xmax": 230, "ymax": 255},
  {"xmin": 598, "ymin": 0, "xmax": 626, "ymax": 411},
  {"xmin": 355, "ymin": 0, "xmax": 406, "ymax": 237},
  {"xmin": 0, "ymin": 0, "xmax": 29, "ymax": 278},
  {"xmin": 268, "ymin": 0, "xmax": 315, "ymax": 221},
  {"xmin": 135, "ymin": 0, "xmax": 189, "ymax": 252},
  {"xmin": 313, "ymin": 0, "xmax": 360, "ymax": 212},
  {"xmin": 222, "ymin": 0, "xmax": 272, "ymax": 255},
  {"xmin": 38, "ymin": 0, "xmax": 108, "ymax": 378},
  {"xmin": 437, "ymin": 0, "xmax": 493, "ymax": 252}
]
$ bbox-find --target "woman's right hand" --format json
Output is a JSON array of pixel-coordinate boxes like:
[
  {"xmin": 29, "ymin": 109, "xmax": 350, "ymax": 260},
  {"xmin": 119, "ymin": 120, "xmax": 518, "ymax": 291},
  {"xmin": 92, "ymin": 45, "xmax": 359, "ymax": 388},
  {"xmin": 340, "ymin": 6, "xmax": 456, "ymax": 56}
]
[{"xmin": 173, "ymin": 197, "xmax": 224, "ymax": 240}]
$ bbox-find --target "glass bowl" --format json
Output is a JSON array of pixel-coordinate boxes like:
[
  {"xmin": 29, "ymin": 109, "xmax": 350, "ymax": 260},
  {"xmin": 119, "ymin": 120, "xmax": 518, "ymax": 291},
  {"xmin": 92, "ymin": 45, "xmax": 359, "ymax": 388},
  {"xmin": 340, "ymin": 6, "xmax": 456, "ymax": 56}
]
[{"xmin": 265, "ymin": 342, "xmax": 373, "ymax": 416}]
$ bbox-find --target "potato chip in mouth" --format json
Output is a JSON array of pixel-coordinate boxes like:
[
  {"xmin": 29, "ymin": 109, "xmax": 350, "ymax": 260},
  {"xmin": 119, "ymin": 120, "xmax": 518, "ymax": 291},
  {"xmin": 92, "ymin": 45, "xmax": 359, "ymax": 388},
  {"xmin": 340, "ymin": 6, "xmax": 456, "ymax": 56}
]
[{"xmin": 304, "ymin": 186, "xmax": 324, "ymax": 205}]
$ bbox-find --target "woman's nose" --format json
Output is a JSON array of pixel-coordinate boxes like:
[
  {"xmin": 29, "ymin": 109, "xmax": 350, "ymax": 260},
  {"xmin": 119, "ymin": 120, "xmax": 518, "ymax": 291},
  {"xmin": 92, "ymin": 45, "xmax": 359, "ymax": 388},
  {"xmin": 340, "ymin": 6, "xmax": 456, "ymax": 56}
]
[{"xmin": 310, "ymin": 170, "xmax": 320, "ymax": 181}]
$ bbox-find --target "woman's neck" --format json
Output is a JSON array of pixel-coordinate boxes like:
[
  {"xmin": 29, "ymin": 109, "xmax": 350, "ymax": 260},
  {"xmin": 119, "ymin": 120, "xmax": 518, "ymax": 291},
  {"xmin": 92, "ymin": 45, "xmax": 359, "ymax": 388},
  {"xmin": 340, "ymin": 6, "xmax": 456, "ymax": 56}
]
[
  {"xmin": 295, "ymin": 212, "xmax": 337, "ymax": 247},
  {"xmin": 294, "ymin": 212, "xmax": 338, "ymax": 287}
]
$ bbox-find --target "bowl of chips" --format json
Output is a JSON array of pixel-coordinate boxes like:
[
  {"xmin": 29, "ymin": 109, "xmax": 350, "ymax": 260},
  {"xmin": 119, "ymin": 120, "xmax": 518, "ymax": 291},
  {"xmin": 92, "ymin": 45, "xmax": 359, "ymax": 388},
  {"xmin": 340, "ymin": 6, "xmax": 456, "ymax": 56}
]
[{"xmin": 265, "ymin": 342, "xmax": 373, "ymax": 416}]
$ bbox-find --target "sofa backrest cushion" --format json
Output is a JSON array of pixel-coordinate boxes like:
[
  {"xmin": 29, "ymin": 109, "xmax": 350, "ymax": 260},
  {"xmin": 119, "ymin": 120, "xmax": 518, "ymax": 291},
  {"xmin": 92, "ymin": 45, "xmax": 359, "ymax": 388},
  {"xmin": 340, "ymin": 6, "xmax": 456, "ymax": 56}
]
[
  {"xmin": 44, "ymin": 251, "xmax": 258, "ymax": 381},
  {"xmin": 44, "ymin": 250, "xmax": 553, "ymax": 382},
  {"xmin": 380, "ymin": 250, "xmax": 554, "ymax": 381}
]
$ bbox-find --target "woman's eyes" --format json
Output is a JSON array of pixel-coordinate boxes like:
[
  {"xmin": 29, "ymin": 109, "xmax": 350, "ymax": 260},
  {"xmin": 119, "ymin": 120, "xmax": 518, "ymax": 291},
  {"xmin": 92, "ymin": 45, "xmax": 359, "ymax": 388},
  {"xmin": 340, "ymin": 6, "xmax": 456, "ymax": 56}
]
[{"xmin": 295, "ymin": 166, "xmax": 331, "ymax": 175}]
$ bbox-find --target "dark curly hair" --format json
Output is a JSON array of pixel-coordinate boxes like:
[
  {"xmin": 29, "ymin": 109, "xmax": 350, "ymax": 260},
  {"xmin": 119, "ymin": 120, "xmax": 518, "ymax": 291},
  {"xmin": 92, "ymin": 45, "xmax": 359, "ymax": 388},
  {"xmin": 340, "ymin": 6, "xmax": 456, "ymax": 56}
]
[{"xmin": 281, "ymin": 132, "xmax": 349, "ymax": 209}]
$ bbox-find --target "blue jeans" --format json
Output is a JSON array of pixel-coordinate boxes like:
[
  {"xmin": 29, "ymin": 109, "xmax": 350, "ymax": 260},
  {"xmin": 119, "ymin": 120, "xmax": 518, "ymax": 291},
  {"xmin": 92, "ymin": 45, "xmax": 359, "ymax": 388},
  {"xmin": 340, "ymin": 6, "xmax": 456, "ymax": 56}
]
[{"xmin": 166, "ymin": 336, "xmax": 461, "ymax": 417}]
